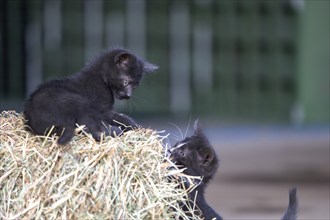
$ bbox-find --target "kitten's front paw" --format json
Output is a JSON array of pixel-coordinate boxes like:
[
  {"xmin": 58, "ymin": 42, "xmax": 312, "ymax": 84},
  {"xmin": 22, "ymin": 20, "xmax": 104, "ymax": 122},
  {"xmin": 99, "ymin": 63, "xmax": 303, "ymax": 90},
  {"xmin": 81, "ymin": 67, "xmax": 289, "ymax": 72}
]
[
  {"xmin": 121, "ymin": 122, "xmax": 138, "ymax": 131},
  {"xmin": 90, "ymin": 131, "xmax": 101, "ymax": 142},
  {"xmin": 85, "ymin": 127, "xmax": 105, "ymax": 141},
  {"xmin": 112, "ymin": 112, "xmax": 139, "ymax": 131},
  {"xmin": 105, "ymin": 125, "xmax": 123, "ymax": 137}
]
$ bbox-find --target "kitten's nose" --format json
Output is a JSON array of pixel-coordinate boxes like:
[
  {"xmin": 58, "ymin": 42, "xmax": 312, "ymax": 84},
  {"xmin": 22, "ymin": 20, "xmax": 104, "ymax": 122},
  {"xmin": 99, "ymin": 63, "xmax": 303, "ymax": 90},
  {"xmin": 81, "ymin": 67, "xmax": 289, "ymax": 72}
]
[
  {"xmin": 125, "ymin": 93, "xmax": 131, "ymax": 99},
  {"xmin": 121, "ymin": 93, "xmax": 131, "ymax": 99}
]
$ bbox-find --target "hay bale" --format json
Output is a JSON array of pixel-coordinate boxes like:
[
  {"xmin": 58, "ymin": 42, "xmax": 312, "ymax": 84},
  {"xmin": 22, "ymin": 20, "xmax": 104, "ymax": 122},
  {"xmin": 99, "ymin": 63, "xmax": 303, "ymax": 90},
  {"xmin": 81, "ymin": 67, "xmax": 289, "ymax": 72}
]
[{"xmin": 0, "ymin": 111, "xmax": 202, "ymax": 220}]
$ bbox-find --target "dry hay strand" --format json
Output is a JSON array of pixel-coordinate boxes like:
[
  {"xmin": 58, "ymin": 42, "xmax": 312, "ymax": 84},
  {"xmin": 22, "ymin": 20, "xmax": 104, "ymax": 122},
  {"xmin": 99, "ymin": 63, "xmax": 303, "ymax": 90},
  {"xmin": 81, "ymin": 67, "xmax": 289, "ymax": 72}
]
[{"xmin": 0, "ymin": 111, "xmax": 203, "ymax": 220}]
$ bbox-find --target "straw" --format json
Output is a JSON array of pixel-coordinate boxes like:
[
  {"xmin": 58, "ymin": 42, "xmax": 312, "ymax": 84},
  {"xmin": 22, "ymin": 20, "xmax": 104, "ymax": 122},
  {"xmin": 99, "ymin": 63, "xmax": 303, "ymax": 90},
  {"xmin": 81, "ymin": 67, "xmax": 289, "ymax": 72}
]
[{"xmin": 0, "ymin": 111, "xmax": 202, "ymax": 220}]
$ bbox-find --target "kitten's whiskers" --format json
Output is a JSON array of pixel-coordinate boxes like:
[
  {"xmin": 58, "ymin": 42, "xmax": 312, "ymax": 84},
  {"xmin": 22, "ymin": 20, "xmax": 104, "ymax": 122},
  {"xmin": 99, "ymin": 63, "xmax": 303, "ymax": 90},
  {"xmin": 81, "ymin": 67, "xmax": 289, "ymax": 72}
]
[
  {"xmin": 169, "ymin": 122, "xmax": 184, "ymax": 140},
  {"xmin": 131, "ymin": 95, "xmax": 147, "ymax": 104},
  {"xmin": 171, "ymin": 134, "xmax": 182, "ymax": 142}
]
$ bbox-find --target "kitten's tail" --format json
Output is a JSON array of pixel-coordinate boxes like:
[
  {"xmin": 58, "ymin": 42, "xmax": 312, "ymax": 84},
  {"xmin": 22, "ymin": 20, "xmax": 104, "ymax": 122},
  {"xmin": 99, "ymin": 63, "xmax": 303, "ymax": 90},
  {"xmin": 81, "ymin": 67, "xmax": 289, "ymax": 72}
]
[{"xmin": 281, "ymin": 188, "xmax": 298, "ymax": 220}]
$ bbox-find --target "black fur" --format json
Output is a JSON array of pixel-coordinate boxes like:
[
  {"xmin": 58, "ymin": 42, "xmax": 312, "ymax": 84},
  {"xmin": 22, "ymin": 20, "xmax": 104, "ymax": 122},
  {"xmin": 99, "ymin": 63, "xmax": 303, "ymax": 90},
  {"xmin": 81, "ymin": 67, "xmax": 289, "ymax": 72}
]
[
  {"xmin": 23, "ymin": 48, "xmax": 158, "ymax": 145},
  {"xmin": 170, "ymin": 120, "xmax": 222, "ymax": 220}
]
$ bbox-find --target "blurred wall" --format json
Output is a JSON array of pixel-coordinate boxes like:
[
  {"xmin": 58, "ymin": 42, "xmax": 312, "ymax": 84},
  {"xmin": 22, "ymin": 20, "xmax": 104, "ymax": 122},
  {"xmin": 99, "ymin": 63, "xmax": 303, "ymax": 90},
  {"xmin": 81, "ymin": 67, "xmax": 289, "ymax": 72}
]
[
  {"xmin": 298, "ymin": 0, "xmax": 330, "ymax": 123},
  {"xmin": 0, "ymin": 0, "xmax": 327, "ymax": 124}
]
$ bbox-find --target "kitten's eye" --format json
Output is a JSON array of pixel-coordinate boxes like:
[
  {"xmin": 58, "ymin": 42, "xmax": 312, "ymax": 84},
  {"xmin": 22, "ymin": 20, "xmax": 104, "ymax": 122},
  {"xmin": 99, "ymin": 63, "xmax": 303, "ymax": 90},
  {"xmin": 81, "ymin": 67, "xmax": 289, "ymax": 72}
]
[
  {"xmin": 123, "ymin": 80, "xmax": 129, "ymax": 86},
  {"xmin": 180, "ymin": 150, "xmax": 185, "ymax": 157}
]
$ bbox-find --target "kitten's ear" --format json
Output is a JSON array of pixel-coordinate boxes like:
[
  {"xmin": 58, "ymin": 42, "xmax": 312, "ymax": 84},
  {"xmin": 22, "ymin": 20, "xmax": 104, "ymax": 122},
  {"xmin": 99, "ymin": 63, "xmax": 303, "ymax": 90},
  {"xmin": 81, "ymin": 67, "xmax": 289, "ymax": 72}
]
[
  {"xmin": 193, "ymin": 119, "xmax": 203, "ymax": 135},
  {"xmin": 143, "ymin": 61, "xmax": 158, "ymax": 74},
  {"xmin": 114, "ymin": 52, "xmax": 134, "ymax": 69},
  {"xmin": 199, "ymin": 147, "xmax": 214, "ymax": 166}
]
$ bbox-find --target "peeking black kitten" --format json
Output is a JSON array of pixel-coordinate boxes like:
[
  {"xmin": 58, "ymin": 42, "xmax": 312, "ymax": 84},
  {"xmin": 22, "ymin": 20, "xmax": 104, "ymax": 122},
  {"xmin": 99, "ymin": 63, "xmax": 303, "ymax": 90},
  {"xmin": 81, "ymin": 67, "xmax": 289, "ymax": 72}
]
[
  {"xmin": 170, "ymin": 120, "xmax": 298, "ymax": 220},
  {"xmin": 24, "ymin": 47, "xmax": 158, "ymax": 145},
  {"xmin": 170, "ymin": 119, "xmax": 222, "ymax": 220}
]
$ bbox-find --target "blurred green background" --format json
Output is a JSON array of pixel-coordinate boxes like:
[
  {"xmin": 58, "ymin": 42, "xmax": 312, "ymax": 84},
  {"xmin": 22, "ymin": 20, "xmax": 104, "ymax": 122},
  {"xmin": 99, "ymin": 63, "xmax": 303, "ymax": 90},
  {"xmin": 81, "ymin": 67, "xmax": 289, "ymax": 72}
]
[{"xmin": 0, "ymin": 0, "xmax": 329, "ymax": 124}]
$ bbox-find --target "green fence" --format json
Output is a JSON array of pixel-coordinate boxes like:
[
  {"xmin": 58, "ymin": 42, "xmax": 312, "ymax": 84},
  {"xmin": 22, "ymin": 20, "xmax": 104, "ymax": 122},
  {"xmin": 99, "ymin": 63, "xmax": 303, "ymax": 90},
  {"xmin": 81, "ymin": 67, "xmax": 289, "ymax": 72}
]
[
  {"xmin": 298, "ymin": 0, "xmax": 330, "ymax": 123},
  {"xmin": 0, "ymin": 0, "xmax": 300, "ymax": 122}
]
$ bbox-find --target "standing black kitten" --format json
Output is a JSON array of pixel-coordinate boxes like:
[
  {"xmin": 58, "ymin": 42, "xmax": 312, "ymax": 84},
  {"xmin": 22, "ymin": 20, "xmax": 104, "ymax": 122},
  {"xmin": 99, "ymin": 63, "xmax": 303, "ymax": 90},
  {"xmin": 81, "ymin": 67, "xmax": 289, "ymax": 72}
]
[
  {"xmin": 170, "ymin": 120, "xmax": 222, "ymax": 220},
  {"xmin": 24, "ymin": 48, "xmax": 158, "ymax": 145},
  {"xmin": 170, "ymin": 120, "xmax": 298, "ymax": 220}
]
